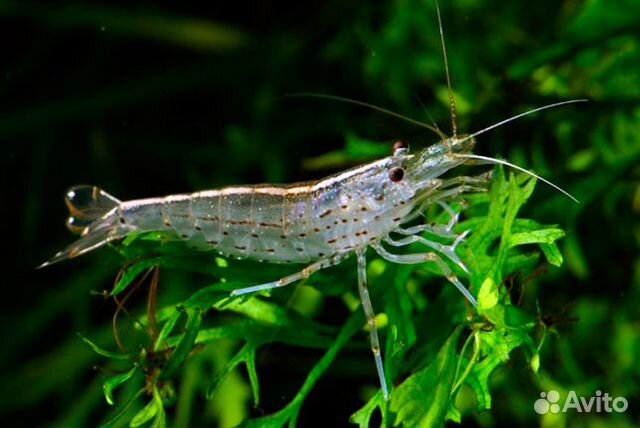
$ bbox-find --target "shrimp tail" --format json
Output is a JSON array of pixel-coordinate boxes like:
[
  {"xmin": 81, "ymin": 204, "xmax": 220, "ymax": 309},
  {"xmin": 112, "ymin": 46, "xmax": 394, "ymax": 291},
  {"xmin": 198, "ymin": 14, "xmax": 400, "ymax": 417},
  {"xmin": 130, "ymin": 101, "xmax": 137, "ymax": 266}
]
[{"xmin": 38, "ymin": 185, "xmax": 126, "ymax": 268}]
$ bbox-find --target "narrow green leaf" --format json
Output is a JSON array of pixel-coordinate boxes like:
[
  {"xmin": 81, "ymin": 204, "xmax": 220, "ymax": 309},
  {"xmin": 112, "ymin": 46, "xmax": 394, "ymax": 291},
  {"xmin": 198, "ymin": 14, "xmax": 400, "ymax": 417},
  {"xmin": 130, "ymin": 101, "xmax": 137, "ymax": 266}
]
[
  {"xmin": 540, "ymin": 242, "xmax": 564, "ymax": 267},
  {"xmin": 99, "ymin": 389, "xmax": 145, "ymax": 428},
  {"xmin": 150, "ymin": 388, "xmax": 166, "ymax": 428},
  {"xmin": 154, "ymin": 309, "xmax": 183, "ymax": 352},
  {"xmin": 245, "ymin": 347, "xmax": 261, "ymax": 407},
  {"xmin": 78, "ymin": 333, "xmax": 131, "ymax": 360},
  {"xmin": 129, "ymin": 398, "xmax": 158, "ymax": 427},
  {"xmin": 159, "ymin": 307, "xmax": 202, "ymax": 380},
  {"xmin": 112, "ymin": 260, "xmax": 158, "ymax": 296},
  {"xmin": 103, "ymin": 365, "xmax": 138, "ymax": 406}
]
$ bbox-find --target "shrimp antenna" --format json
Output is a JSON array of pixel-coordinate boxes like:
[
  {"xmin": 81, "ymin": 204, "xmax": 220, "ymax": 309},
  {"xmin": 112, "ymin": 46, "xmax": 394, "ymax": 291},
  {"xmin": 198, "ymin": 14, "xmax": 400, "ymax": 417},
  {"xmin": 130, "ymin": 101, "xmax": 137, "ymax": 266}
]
[
  {"xmin": 462, "ymin": 99, "xmax": 588, "ymax": 141},
  {"xmin": 436, "ymin": 0, "xmax": 457, "ymax": 138},
  {"xmin": 456, "ymin": 153, "xmax": 579, "ymax": 203},
  {"xmin": 453, "ymin": 98, "xmax": 587, "ymax": 203},
  {"xmin": 284, "ymin": 92, "xmax": 447, "ymax": 139}
]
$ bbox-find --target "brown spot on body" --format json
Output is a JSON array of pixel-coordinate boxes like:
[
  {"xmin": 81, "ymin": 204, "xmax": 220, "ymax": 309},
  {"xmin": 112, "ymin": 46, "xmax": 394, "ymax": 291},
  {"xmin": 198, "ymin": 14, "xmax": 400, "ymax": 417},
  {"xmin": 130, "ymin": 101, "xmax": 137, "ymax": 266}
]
[
  {"xmin": 327, "ymin": 239, "xmax": 337, "ymax": 244},
  {"xmin": 181, "ymin": 234, "xmax": 189, "ymax": 239},
  {"xmin": 299, "ymin": 233, "xmax": 306, "ymax": 238},
  {"xmin": 207, "ymin": 240, "xmax": 219, "ymax": 245},
  {"xmin": 195, "ymin": 226, "xmax": 202, "ymax": 231},
  {"xmin": 235, "ymin": 245, "xmax": 247, "ymax": 250},
  {"xmin": 223, "ymin": 231, "xmax": 229, "ymax": 235},
  {"xmin": 341, "ymin": 204, "xmax": 348, "ymax": 209},
  {"xmin": 341, "ymin": 219, "xmax": 348, "ymax": 224},
  {"xmin": 259, "ymin": 222, "xmax": 281, "ymax": 228},
  {"xmin": 251, "ymin": 233, "xmax": 259, "ymax": 238},
  {"xmin": 393, "ymin": 217, "xmax": 401, "ymax": 222},
  {"xmin": 198, "ymin": 216, "xmax": 220, "ymax": 222},
  {"xmin": 173, "ymin": 213, "xmax": 191, "ymax": 219},
  {"xmin": 280, "ymin": 234, "xmax": 287, "ymax": 239},
  {"xmin": 228, "ymin": 220, "xmax": 252, "ymax": 226},
  {"xmin": 319, "ymin": 209, "xmax": 332, "ymax": 218},
  {"xmin": 266, "ymin": 248, "xmax": 276, "ymax": 253},
  {"xmin": 313, "ymin": 227, "xmax": 321, "ymax": 232},
  {"xmin": 375, "ymin": 195, "xmax": 384, "ymax": 201},
  {"xmin": 318, "ymin": 252, "xmax": 325, "ymax": 257},
  {"xmin": 360, "ymin": 207, "xmax": 368, "ymax": 212},
  {"xmin": 164, "ymin": 220, "xmax": 172, "ymax": 227}
]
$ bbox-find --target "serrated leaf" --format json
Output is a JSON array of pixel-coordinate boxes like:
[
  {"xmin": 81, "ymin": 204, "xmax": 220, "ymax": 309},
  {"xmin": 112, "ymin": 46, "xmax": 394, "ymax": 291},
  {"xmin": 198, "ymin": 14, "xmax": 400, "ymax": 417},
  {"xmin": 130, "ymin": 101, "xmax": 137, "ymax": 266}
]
[
  {"xmin": 391, "ymin": 327, "xmax": 461, "ymax": 427},
  {"xmin": 103, "ymin": 365, "xmax": 138, "ymax": 406},
  {"xmin": 509, "ymin": 228, "xmax": 565, "ymax": 247},
  {"xmin": 207, "ymin": 343, "xmax": 261, "ymax": 406},
  {"xmin": 350, "ymin": 391, "xmax": 386, "ymax": 428}
]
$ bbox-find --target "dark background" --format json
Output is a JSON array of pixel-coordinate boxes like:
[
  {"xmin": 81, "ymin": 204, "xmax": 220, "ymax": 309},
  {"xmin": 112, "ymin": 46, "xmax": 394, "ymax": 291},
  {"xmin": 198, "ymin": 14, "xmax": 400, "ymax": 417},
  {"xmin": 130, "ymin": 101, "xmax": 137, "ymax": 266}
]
[{"xmin": 2, "ymin": 0, "xmax": 638, "ymax": 427}]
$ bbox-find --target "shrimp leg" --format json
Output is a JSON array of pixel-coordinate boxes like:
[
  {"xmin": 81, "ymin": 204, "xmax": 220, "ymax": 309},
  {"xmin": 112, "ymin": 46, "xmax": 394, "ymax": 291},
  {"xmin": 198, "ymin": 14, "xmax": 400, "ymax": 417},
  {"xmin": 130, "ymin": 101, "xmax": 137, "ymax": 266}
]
[
  {"xmin": 384, "ymin": 231, "xmax": 470, "ymax": 274},
  {"xmin": 356, "ymin": 249, "xmax": 389, "ymax": 400},
  {"xmin": 229, "ymin": 255, "xmax": 344, "ymax": 296},
  {"xmin": 372, "ymin": 243, "xmax": 478, "ymax": 308}
]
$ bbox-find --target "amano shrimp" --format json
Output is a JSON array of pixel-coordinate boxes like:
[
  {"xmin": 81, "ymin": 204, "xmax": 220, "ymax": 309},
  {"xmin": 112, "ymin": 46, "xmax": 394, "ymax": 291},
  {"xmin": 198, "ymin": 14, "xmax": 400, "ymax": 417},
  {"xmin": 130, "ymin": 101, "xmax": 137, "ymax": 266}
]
[{"xmin": 40, "ymin": 5, "xmax": 585, "ymax": 401}]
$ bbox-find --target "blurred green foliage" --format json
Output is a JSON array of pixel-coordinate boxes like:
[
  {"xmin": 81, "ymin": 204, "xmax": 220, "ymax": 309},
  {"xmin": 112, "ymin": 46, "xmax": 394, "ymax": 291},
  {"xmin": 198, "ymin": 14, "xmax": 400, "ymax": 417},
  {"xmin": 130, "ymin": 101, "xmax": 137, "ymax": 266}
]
[{"xmin": 2, "ymin": 0, "xmax": 638, "ymax": 427}]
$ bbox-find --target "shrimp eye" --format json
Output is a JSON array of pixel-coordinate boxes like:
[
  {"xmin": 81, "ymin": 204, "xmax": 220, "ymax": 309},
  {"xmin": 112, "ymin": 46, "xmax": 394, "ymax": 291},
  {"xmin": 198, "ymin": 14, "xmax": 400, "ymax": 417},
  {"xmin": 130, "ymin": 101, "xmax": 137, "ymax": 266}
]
[
  {"xmin": 392, "ymin": 140, "xmax": 409, "ymax": 155},
  {"xmin": 388, "ymin": 167, "xmax": 405, "ymax": 182}
]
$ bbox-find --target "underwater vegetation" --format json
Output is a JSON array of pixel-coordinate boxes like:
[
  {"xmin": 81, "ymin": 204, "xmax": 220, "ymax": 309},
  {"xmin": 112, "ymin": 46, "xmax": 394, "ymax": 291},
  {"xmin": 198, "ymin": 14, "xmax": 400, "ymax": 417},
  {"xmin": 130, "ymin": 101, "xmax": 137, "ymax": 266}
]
[{"xmin": 2, "ymin": 0, "xmax": 638, "ymax": 426}]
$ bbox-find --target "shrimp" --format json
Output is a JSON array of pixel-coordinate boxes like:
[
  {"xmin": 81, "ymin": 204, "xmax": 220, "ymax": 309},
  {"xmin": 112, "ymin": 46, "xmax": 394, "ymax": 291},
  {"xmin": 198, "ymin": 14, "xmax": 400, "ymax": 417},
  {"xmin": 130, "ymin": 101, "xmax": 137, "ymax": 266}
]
[{"xmin": 39, "ymin": 3, "xmax": 585, "ymax": 401}]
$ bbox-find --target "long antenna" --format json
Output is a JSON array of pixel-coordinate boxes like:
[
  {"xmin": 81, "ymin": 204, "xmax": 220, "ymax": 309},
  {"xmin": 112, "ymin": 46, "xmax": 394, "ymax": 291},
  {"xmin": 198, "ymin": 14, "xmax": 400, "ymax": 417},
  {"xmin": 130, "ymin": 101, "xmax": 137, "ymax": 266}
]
[
  {"xmin": 284, "ymin": 92, "xmax": 447, "ymax": 139},
  {"xmin": 436, "ymin": 0, "xmax": 457, "ymax": 138},
  {"xmin": 462, "ymin": 99, "xmax": 588, "ymax": 142},
  {"xmin": 456, "ymin": 153, "xmax": 579, "ymax": 203}
]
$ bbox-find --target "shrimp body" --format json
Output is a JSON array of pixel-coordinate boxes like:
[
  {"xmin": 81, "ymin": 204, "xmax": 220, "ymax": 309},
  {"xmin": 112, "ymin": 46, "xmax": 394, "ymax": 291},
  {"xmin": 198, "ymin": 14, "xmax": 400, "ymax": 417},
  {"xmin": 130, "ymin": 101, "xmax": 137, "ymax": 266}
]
[{"xmin": 43, "ymin": 136, "xmax": 475, "ymax": 269}]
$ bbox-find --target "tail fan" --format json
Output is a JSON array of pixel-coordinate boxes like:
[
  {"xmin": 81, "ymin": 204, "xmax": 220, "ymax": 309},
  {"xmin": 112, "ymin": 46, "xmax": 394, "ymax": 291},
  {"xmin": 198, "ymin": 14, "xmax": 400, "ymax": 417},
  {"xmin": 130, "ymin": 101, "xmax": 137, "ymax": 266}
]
[{"xmin": 39, "ymin": 186, "xmax": 126, "ymax": 268}]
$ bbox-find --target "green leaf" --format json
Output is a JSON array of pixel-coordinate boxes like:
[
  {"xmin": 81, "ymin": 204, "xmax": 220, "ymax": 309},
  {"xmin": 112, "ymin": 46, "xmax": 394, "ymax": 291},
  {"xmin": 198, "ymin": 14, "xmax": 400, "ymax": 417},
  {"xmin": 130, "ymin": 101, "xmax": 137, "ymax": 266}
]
[
  {"xmin": 206, "ymin": 343, "xmax": 261, "ymax": 406},
  {"xmin": 129, "ymin": 398, "xmax": 158, "ymax": 427},
  {"xmin": 159, "ymin": 307, "xmax": 202, "ymax": 380},
  {"xmin": 112, "ymin": 260, "xmax": 158, "ymax": 296},
  {"xmin": 153, "ymin": 309, "xmax": 183, "ymax": 352},
  {"xmin": 103, "ymin": 365, "xmax": 138, "ymax": 406},
  {"xmin": 540, "ymin": 243, "xmax": 564, "ymax": 267},
  {"xmin": 99, "ymin": 389, "xmax": 145, "ymax": 428},
  {"xmin": 350, "ymin": 391, "xmax": 386, "ymax": 428},
  {"xmin": 391, "ymin": 327, "xmax": 462, "ymax": 427},
  {"xmin": 150, "ymin": 388, "xmax": 166, "ymax": 428},
  {"xmin": 78, "ymin": 333, "xmax": 132, "ymax": 360},
  {"xmin": 509, "ymin": 228, "xmax": 565, "ymax": 247}
]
